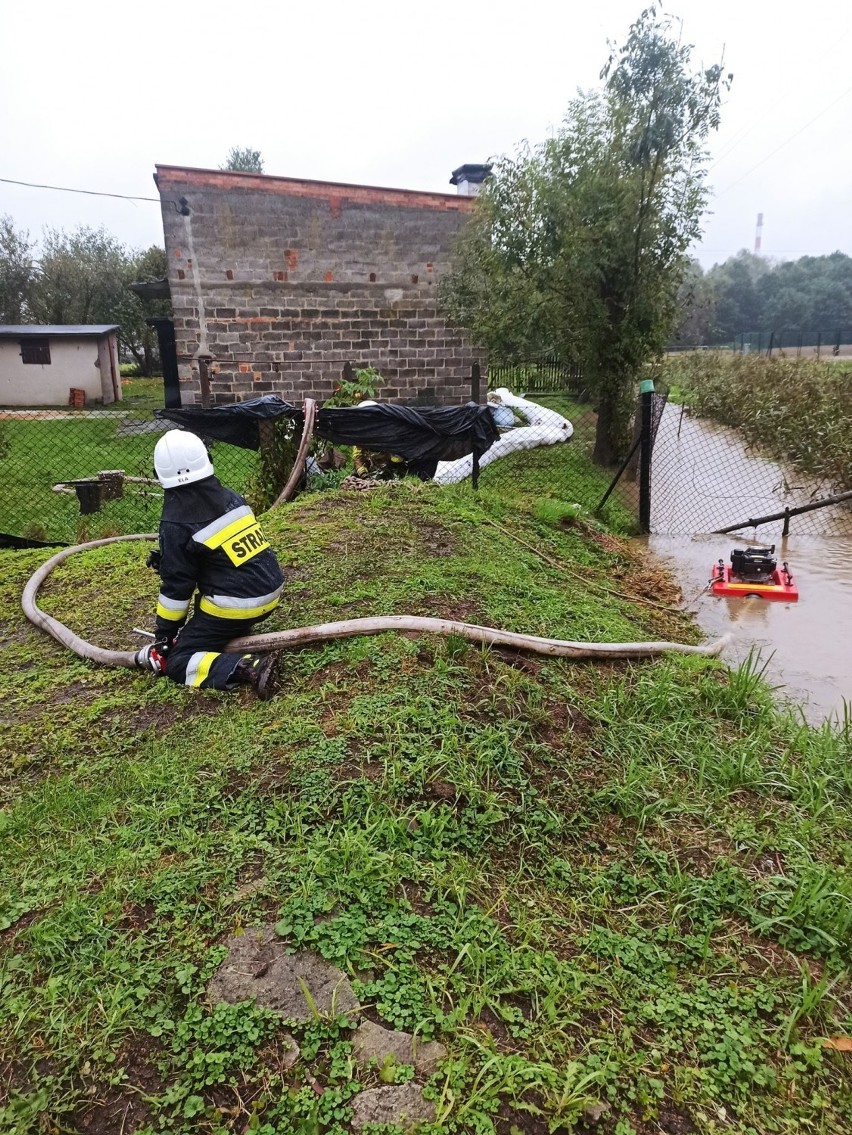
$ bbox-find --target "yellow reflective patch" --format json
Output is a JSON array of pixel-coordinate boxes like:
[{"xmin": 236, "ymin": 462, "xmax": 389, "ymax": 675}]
[
  {"xmin": 221, "ymin": 522, "xmax": 270, "ymax": 566},
  {"xmin": 200, "ymin": 510, "xmax": 256, "ymax": 550},
  {"xmin": 156, "ymin": 603, "xmax": 187, "ymax": 622},
  {"xmin": 199, "ymin": 594, "xmax": 280, "ymax": 620},
  {"xmin": 190, "ymin": 652, "xmax": 218, "ymax": 687}
]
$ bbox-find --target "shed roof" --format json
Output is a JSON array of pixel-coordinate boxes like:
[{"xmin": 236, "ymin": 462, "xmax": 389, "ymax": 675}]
[{"xmin": 0, "ymin": 325, "xmax": 120, "ymax": 338}]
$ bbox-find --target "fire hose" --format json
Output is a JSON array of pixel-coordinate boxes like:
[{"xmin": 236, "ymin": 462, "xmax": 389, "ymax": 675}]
[{"xmin": 22, "ymin": 535, "xmax": 730, "ymax": 669}]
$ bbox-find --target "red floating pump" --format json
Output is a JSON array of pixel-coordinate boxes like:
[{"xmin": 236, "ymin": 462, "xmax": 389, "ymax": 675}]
[{"xmin": 710, "ymin": 545, "xmax": 799, "ymax": 602}]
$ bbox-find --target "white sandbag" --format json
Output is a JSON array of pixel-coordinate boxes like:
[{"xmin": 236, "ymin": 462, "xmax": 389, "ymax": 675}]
[{"xmin": 434, "ymin": 390, "xmax": 573, "ymax": 485}]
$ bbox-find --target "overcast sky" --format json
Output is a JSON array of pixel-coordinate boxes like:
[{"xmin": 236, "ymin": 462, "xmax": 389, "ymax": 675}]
[{"xmin": 2, "ymin": 0, "xmax": 850, "ymax": 270}]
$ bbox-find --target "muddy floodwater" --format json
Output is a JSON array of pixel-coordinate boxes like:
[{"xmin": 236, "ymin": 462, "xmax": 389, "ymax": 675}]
[
  {"xmin": 640, "ymin": 404, "xmax": 852, "ymax": 722},
  {"xmin": 643, "ymin": 533, "xmax": 852, "ymax": 721}
]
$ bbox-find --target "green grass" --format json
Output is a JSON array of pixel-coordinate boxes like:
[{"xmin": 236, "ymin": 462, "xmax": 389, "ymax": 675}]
[
  {"xmin": 120, "ymin": 376, "xmax": 164, "ymax": 403},
  {"xmin": 480, "ymin": 395, "xmax": 637, "ymax": 534},
  {"xmin": 0, "ymin": 414, "xmax": 259, "ymax": 543},
  {"xmin": 1, "ymin": 479, "xmax": 850, "ymax": 1134}
]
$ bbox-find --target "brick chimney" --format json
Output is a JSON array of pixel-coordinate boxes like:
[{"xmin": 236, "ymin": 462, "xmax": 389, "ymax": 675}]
[{"xmin": 449, "ymin": 163, "xmax": 492, "ymax": 197}]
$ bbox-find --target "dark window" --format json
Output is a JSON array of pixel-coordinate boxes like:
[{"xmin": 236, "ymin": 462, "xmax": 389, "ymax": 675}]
[{"xmin": 20, "ymin": 339, "xmax": 51, "ymax": 365}]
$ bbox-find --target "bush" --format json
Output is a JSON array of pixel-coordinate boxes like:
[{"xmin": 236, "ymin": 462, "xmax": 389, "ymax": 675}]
[
  {"xmin": 667, "ymin": 352, "xmax": 852, "ymax": 490},
  {"xmin": 119, "ymin": 362, "xmax": 142, "ymax": 378}
]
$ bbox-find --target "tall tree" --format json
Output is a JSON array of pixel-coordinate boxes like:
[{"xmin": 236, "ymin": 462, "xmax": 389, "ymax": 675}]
[
  {"xmin": 705, "ymin": 250, "xmax": 769, "ymax": 339},
  {"xmin": 440, "ymin": 7, "xmax": 730, "ymax": 463},
  {"xmin": 0, "ymin": 214, "xmax": 35, "ymax": 324},
  {"xmin": 123, "ymin": 245, "xmax": 172, "ymax": 375},
  {"xmin": 705, "ymin": 250, "xmax": 852, "ymax": 340},
  {"xmin": 28, "ymin": 228, "xmax": 170, "ymax": 373},
  {"xmin": 675, "ymin": 259, "xmax": 716, "ymax": 345},
  {"xmin": 220, "ymin": 146, "xmax": 264, "ymax": 173}
]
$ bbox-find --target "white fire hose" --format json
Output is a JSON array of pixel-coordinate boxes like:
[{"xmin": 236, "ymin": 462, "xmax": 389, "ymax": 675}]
[{"xmin": 22, "ymin": 535, "xmax": 729, "ymax": 669}]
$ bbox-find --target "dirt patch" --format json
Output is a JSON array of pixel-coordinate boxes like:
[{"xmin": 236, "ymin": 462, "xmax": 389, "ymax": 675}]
[
  {"xmin": 207, "ymin": 926, "xmax": 361, "ymax": 1020},
  {"xmin": 492, "ymin": 650, "xmax": 543, "ymax": 678},
  {"xmin": 423, "ymin": 779, "xmax": 456, "ymax": 802},
  {"xmin": 398, "ymin": 883, "xmax": 434, "ymax": 918},
  {"xmin": 495, "ymin": 1098, "xmax": 552, "ymax": 1134},
  {"xmin": 68, "ymin": 1033, "xmax": 164, "ymax": 1134},
  {"xmin": 575, "ymin": 524, "xmax": 626, "ymax": 556},
  {"xmin": 418, "ymin": 597, "xmax": 487, "ymax": 625},
  {"xmin": 630, "ymin": 1103, "xmax": 698, "ymax": 1134},
  {"xmin": 104, "ymin": 695, "xmax": 223, "ymax": 737},
  {"xmin": 116, "ymin": 901, "xmax": 156, "ymax": 933},
  {"xmin": 418, "ymin": 523, "xmax": 456, "ymax": 558},
  {"xmin": 476, "ymin": 1006, "xmax": 513, "ymax": 1047}
]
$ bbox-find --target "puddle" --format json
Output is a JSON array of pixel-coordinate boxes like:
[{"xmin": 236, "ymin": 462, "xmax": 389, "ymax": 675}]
[
  {"xmin": 642, "ymin": 534, "xmax": 852, "ymax": 722},
  {"xmin": 643, "ymin": 404, "xmax": 852, "ymax": 722}
]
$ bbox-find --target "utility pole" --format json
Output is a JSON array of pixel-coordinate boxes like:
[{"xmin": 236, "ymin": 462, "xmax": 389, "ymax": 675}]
[{"xmin": 754, "ymin": 212, "xmax": 764, "ymax": 255}]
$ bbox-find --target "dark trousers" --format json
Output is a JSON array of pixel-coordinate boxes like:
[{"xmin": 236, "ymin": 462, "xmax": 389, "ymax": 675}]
[{"xmin": 165, "ymin": 609, "xmax": 267, "ymax": 690}]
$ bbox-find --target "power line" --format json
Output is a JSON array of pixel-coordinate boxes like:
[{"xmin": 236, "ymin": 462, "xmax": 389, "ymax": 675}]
[
  {"xmin": 714, "ymin": 80, "xmax": 852, "ymax": 198},
  {"xmin": 707, "ymin": 25, "xmax": 852, "ymax": 173},
  {"xmin": 0, "ymin": 176, "xmax": 159, "ymax": 203}
]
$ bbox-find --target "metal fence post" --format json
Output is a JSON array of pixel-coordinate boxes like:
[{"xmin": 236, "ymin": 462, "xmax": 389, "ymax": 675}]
[
  {"xmin": 470, "ymin": 362, "xmax": 481, "ymax": 404},
  {"xmin": 638, "ymin": 379, "xmax": 654, "ymax": 534},
  {"xmin": 197, "ymin": 354, "xmax": 213, "ymax": 408}
]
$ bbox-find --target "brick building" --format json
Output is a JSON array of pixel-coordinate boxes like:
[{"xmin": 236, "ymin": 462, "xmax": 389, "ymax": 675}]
[{"xmin": 154, "ymin": 165, "xmax": 487, "ymax": 407}]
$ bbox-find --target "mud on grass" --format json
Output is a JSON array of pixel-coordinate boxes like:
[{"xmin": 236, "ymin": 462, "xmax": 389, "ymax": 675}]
[{"xmin": 2, "ymin": 484, "xmax": 852, "ymax": 1134}]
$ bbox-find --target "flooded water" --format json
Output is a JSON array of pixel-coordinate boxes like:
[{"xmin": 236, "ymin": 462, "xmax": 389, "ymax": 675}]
[
  {"xmin": 641, "ymin": 404, "xmax": 852, "ymax": 722},
  {"xmin": 643, "ymin": 533, "xmax": 852, "ymax": 721}
]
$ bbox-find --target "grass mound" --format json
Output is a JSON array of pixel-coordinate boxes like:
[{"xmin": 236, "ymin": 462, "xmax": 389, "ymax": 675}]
[{"xmin": 1, "ymin": 482, "xmax": 850, "ymax": 1134}]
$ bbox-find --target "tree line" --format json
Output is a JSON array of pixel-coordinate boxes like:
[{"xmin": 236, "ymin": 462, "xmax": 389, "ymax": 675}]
[
  {"xmin": 0, "ymin": 215, "xmax": 170, "ymax": 375},
  {"xmin": 677, "ymin": 250, "xmax": 852, "ymax": 345}
]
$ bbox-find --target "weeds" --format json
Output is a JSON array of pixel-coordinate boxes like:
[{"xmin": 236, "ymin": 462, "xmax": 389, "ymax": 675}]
[{"xmin": 667, "ymin": 352, "xmax": 852, "ymax": 490}]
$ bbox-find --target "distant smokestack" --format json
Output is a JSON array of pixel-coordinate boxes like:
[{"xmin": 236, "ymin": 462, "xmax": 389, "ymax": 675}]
[{"xmin": 754, "ymin": 212, "xmax": 764, "ymax": 255}]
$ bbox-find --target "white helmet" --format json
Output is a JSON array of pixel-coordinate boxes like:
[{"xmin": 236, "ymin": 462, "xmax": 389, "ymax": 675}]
[{"xmin": 154, "ymin": 430, "xmax": 214, "ymax": 489}]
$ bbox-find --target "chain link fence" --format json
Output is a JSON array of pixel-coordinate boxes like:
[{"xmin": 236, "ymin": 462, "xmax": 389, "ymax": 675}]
[
  {"xmin": 730, "ymin": 327, "xmax": 852, "ymax": 358},
  {"xmin": 6, "ymin": 370, "xmax": 848, "ymax": 545},
  {"xmin": 656, "ymin": 351, "xmax": 852, "ymax": 537},
  {"xmin": 649, "ymin": 399, "xmax": 852, "ymax": 537},
  {"xmin": 0, "ymin": 407, "xmax": 262, "ymax": 546},
  {"xmin": 0, "ymin": 367, "xmax": 645, "ymax": 544}
]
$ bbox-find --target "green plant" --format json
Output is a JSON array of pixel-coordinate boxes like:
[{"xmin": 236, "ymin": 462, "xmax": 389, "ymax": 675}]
[
  {"xmin": 668, "ymin": 352, "xmax": 852, "ymax": 490},
  {"xmin": 323, "ymin": 367, "xmax": 383, "ymax": 408}
]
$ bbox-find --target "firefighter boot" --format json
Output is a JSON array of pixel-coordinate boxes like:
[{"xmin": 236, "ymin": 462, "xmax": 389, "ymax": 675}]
[{"xmin": 232, "ymin": 655, "xmax": 278, "ymax": 700}]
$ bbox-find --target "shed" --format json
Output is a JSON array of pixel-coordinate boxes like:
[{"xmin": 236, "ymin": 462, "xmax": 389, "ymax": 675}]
[{"xmin": 0, "ymin": 325, "xmax": 122, "ymax": 407}]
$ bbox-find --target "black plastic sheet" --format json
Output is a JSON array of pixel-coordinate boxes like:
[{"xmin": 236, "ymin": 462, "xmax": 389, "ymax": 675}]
[
  {"xmin": 155, "ymin": 396, "xmax": 298, "ymax": 450},
  {"xmin": 316, "ymin": 402, "xmax": 499, "ymax": 463}
]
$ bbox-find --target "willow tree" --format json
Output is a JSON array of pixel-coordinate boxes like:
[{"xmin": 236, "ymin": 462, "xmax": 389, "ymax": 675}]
[{"xmin": 440, "ymin": 8, "xmax": 731, "ymax": 464}]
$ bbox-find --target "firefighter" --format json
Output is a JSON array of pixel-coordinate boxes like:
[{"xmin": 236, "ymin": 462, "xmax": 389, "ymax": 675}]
[{"xmin": 136, "ymin": 430, "xmax": 284, "ymax": 698}]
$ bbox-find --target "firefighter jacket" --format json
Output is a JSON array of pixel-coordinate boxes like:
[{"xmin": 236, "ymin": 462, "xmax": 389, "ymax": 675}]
[{"xmin": 154, "ymin": 476, "xmax": 284, "ymax": 638}]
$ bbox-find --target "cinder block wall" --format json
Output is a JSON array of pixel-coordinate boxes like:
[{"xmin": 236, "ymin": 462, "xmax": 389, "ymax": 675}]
[{"xmin": 155, "ymin": 166, "xmax": 486, "ymax": 406}]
